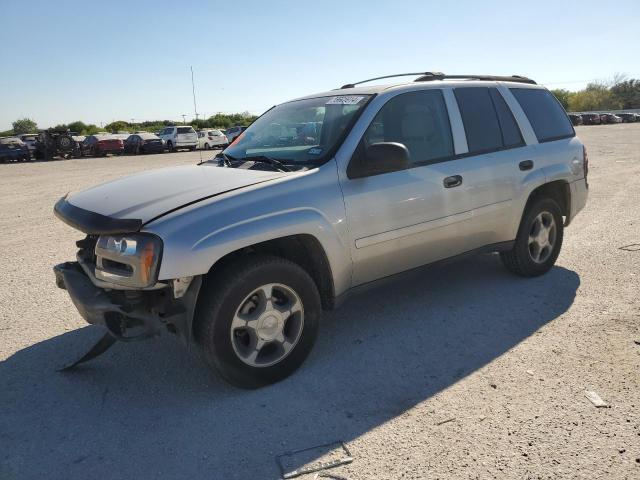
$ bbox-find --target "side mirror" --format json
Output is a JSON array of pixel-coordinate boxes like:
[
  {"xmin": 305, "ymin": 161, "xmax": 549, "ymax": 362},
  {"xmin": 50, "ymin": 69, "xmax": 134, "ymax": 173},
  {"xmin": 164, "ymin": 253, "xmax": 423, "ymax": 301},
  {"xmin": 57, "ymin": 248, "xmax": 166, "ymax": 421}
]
[{"xmin": 350, "ymin": 142, "xmax": 410, "ymax": 178}]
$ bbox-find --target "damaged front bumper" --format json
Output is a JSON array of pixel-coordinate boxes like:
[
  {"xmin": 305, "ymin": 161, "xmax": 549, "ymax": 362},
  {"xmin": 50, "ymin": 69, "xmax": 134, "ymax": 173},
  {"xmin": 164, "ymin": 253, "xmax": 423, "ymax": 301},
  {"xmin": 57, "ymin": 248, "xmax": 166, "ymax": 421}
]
[{"xmin": 54, "ymin": 261, "xmax": 201, "ymax": 344}]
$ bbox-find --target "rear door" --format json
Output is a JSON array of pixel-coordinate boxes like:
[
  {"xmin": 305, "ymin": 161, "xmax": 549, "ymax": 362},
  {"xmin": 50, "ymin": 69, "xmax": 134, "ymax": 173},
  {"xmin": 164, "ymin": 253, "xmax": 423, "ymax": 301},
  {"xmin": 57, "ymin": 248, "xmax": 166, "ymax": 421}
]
[{"xmin": 449, "ymin": 86, "xmax": 533, "ymax": 249}]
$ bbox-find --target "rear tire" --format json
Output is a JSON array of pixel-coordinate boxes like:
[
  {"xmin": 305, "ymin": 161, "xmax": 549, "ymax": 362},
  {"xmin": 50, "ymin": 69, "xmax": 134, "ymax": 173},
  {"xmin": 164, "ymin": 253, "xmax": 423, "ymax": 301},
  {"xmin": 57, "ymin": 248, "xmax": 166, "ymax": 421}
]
[
  {"xmin": 194, "ymin": 255, "xmax": 321, "ymax": 388},
  {"xmin": 500, "ymin": 198, "xmax": 564, "ymax": 277},
  {"xmin": 204, "ymin": 143, "xmax": 210, "ymax": 150}
]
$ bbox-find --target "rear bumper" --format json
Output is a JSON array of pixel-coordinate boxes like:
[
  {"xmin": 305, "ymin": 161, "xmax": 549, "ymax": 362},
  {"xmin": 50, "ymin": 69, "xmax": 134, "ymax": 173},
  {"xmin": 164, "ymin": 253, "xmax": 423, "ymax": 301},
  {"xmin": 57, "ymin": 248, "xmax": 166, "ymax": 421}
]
[
  {"xmin": 54, "ymin": 261, "xmax": 201, "ymax": 343},
  {"xmin": 569, "ymin": 178, "xmax": 588, "ymax": 222}
]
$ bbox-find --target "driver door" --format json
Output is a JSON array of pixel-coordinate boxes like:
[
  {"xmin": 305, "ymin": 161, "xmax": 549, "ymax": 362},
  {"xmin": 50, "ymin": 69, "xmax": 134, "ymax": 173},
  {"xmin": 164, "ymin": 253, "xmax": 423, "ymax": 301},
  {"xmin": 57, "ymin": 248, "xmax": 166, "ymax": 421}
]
[{"xmin": 339, "ymin": 89, "xmax": 471, "ymax": 286}]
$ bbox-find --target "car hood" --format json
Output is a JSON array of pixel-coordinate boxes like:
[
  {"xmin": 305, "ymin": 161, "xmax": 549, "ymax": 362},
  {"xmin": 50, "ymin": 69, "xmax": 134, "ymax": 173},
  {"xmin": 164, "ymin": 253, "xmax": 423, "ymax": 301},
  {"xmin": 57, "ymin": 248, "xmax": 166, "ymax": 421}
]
[{"xmin": 65, "ymin": 165, "xmax": 285, "ymax": 225}]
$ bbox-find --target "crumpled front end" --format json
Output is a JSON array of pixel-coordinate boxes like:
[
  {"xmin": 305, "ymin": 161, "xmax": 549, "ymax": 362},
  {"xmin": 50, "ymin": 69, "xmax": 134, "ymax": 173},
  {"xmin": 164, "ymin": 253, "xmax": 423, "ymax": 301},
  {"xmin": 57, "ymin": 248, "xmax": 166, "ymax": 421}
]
[{"xmin": 54, "ymin": 230, "xmax": 202, "ymax": 349}]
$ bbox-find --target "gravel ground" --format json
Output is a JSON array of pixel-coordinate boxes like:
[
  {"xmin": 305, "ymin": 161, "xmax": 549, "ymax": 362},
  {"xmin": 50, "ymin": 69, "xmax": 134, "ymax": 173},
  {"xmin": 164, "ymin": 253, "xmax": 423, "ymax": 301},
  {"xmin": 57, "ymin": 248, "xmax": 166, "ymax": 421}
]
[{"xmin": 1, "ymin": 125, "xmax": 639, "ymax": 480}]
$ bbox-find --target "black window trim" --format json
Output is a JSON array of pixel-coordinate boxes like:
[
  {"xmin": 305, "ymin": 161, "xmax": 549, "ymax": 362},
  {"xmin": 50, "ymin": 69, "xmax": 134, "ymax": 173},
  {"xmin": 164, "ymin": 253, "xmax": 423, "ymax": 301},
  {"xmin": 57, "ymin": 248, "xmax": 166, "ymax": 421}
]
[
  {"xmin": 488, "ymin": 87, "xmax": 525, "ymax": 149},
  {"xmin": 509, "ymin": 87, "xmax": 576, "ymax": 144}
]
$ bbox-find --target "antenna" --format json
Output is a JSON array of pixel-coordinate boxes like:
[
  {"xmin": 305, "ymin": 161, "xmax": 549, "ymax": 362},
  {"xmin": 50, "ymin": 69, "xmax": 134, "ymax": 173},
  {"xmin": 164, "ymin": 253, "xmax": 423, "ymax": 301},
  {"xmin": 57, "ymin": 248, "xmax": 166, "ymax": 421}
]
[{"xmin": 191, "ymin": 66, "xmax": 204, "ymax": 165}]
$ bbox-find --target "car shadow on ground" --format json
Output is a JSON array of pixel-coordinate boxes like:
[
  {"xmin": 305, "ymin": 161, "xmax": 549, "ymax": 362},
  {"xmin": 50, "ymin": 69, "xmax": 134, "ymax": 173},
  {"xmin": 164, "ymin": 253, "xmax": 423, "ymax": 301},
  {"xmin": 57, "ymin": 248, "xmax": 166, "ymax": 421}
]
[{"xmin": 0, "ymin": 254, "xmax": 579, "ymax": 479}]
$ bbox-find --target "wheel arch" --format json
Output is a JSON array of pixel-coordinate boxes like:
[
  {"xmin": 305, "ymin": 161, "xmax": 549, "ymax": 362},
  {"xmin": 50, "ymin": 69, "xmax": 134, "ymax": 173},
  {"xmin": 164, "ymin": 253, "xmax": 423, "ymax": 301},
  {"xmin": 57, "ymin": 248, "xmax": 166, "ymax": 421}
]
[
  {"xmin": 204, "ymin": 234, "xmax": 336, "ymax": 311},
  {"xmin": 524, "ymin": 180, "xmax": 571, "ymax": 225}
]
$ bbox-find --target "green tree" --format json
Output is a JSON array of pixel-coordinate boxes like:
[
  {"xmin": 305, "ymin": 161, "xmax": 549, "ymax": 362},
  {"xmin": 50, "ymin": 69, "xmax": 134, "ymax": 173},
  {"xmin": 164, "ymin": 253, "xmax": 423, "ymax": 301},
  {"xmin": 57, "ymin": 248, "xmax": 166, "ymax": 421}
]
[
  {"xmin": 12, "ymin": 118, "xmax": 38, "ymax": 135},
  {"xmin": 550, "ymin": 89, "xmax": 573, "ymax": 110},
  {"xmin": 568, "ymin": 82, "xmax": 622, "ymax": 112},
  {"xmin": 67, "ymin": 121, "xmax": 88, "ymax": 134},
  {"xmin": 104, "ymin": 120, "xmax": 130, "ymax": 133},
  {"xmin": 610, "ymin": 79, "xmax": 640, "ymax": 109}
]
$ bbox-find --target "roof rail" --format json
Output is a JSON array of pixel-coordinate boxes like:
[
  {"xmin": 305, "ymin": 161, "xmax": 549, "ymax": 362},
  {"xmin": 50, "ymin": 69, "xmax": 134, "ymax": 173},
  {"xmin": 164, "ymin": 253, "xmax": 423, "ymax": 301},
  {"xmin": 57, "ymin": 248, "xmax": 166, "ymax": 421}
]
[
  {"xmin": 340, "ymin": 72, "xmax": 441, "ymax": 89},
  {"xmin": 414, "ymin": 73, "xmax": 536, "ymax": 84},
  {"xmin": 339, "ymin": 72, "xmax": 536, "ymax": 89}
]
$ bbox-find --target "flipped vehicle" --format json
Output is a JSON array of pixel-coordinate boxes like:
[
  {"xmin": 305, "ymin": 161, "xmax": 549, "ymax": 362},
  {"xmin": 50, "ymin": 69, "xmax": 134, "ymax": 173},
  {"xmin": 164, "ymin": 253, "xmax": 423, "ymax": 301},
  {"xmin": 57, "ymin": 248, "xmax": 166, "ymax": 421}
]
[
  {"xmin": 580, "ymin": 113, "xmax": 601, "ymax": 125},
  {"xmin": 568, "ymin": 114, "xmax": 583, "ymax": 126},
  {"xmin": 600, "ymin": 113, "xmax": 622, "ymax": 124},
  {"xmin": 0, "ymin": 137, "xmax": 31, "ymax": 163},
  {"xmin": 158, "ymin": 126, "xmax": 198, "ymax": 151},
  {"xmin": 53, "ymin": 72, "xmax": 588, "ymax": 388},
  {"xmin": 617, "ymin": 113, "xmax": 637, "ymax": 123},
  {"xmin": 81, "ymin": 134, "xmax": 125, "ymax": 157},
  {"xmin": 34, "ymin": 129, "xmax": 82, "ymax": 160},
  {"xmin": 124, "ymin": 133, "xmax": 165, "ymax": 154},
  {"xmin": 198, "ymin": 129, "xmax": 228, "ymax": 150}
]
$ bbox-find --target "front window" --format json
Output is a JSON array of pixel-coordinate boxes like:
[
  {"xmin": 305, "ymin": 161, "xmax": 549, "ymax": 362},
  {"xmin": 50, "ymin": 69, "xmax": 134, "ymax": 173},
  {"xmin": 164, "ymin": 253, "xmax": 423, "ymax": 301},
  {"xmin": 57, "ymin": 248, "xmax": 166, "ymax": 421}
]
[{"xmin": 223, "ymin": 94, "xmax": 372, "ymax": 166}]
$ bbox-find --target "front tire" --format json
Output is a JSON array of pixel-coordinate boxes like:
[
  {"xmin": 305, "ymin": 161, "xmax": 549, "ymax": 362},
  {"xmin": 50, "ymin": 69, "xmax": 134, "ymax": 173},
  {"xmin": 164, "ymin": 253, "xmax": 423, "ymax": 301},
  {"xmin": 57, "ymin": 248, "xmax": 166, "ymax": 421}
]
[
  {"xmin": 501, "ymin": 197, "xmax": 564, "ymax": 277},
  {"xmin": 194, "ymin": 255, "xmax": 321, "ymax": 388}
]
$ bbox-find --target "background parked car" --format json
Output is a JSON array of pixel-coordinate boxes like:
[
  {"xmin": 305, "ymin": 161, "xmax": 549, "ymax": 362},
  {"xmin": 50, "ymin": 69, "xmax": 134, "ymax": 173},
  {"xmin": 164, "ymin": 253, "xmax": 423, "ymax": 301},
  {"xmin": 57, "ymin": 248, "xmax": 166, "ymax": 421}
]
[
  {"xmin": 568, "ymin": 114, "xmax": 583, "ymax": 126},
  {"xmin": 617, "ymin": 113, "xmax": 637, "ymax": 123},
  {"xmin": 19, "ymin": 134, "xmax": 39, "ymax": 154},
  {"xmin": 600, "ymin": 113, "xmax": 622, "ymax": 124},
  {"xmin": 82, "ymin": 134, "xmax": 124, "ymax": 157},
  {"xmin": 0, "ymin": 137, "xmax": 31, "ymax": 163},
  {"xmin": 581, "ymin": 113, "xmax": 601, "ymax": 125},
  {"xmin": 158, "ymin": 126, "xmax": 198, "ymax": 151},
  {"xmin": 224, "ymin": 125, "xmax": 247, "ymax": 143},
  {"xmin": 124, "ymin": 133, "xmax": 165, "ymax": 154},
  {"xmin": 197, "ymin": 129, "xmax": 228, "ymax": 150}
]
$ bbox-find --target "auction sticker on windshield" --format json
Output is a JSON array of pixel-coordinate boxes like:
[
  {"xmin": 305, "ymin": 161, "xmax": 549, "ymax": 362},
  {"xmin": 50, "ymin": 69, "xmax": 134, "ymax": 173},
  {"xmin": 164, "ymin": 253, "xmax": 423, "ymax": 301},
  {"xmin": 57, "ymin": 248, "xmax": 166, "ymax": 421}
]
[{"xmin": 326, "ymin": 96, "xmax": 365, "ymax": 105}]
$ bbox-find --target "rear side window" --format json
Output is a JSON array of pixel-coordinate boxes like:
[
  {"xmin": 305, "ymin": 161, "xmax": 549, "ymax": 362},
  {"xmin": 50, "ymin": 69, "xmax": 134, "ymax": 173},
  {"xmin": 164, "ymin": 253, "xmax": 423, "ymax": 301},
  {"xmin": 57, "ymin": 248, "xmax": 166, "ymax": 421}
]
[
  {"xmin": 361, "ymin": 89, "xmax": 454, "ymax": 166},
  {"xmin": 510, "ymin": 88, "xmax": 574, "ymax": 142},
  {"xmin": 489, "ymin": 89, "xmax": 523, "ymax": 148},
  {"xmin": 454, "ymin": 87, "xmax": 503, "ymax": 153}
]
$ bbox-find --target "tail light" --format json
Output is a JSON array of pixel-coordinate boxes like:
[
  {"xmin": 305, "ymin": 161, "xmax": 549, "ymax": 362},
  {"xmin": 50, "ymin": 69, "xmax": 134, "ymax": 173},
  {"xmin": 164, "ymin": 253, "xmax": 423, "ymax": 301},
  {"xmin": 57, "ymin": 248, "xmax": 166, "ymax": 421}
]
[{"xmin": 583, "ymin": 145, "xmax": 589, "ymax": 188}]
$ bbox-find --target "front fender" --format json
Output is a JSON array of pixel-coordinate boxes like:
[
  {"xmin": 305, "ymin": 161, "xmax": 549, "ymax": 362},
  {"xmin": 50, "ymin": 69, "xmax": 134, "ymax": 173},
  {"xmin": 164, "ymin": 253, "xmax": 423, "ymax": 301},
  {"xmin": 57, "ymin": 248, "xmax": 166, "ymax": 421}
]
[{"xmin": 146, "ymin": 164, "xmax": 353, "ymax": 297}]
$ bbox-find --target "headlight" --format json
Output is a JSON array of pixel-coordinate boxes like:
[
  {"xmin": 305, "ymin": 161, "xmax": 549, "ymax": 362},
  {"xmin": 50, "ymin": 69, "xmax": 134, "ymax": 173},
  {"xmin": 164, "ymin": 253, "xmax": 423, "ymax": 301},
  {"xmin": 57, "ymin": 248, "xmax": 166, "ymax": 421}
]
[{"xmin": 94, "ymin": 233, "xmax": 163, "ymax": 288}]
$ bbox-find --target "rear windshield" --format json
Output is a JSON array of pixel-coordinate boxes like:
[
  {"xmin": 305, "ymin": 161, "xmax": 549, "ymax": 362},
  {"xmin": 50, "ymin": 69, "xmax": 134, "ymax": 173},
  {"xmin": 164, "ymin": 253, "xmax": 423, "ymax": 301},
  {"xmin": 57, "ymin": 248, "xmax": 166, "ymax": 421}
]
[
  {"xmin": 177, "ymin": 127, "xmax": 195, "ymax": 134},
  {"xmin": 510, "ymin": 88, "xmax": 574, "ymax": 143}
]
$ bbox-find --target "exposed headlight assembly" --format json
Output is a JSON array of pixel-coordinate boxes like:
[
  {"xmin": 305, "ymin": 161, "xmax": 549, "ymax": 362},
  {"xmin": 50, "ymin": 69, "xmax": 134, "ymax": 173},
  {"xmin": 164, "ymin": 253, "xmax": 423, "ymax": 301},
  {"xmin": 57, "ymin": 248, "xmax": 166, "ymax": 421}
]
[{"xmin": 94, "ymin": 233, "xmax": 163, "ymax": 288}]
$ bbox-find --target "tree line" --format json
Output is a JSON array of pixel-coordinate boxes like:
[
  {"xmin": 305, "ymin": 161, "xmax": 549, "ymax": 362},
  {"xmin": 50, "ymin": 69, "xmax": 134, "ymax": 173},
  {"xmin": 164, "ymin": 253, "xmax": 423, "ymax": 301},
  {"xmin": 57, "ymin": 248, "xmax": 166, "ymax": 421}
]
[
  {"xmin": 552, "ymin": 75, "xmax": 640, "ymax": 112},
  {"xmin": 2, "ymin": 112, "xmax": 259, "ymax": 137}
]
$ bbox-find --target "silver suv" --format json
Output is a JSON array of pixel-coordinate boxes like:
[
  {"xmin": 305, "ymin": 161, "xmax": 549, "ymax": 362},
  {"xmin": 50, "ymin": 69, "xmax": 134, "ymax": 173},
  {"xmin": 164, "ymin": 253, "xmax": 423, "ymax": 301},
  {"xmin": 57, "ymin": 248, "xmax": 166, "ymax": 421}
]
[{"xmin": 53, "ymin": 72, "xmax": 588, "ymax": 388}]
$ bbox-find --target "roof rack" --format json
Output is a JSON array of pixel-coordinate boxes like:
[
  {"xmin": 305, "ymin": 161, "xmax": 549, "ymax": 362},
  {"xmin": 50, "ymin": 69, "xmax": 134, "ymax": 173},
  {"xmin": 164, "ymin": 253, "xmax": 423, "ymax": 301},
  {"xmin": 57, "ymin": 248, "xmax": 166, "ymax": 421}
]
[{"xmin": 340, "ymin": 72, "xmax": 536, "ymax": 89}]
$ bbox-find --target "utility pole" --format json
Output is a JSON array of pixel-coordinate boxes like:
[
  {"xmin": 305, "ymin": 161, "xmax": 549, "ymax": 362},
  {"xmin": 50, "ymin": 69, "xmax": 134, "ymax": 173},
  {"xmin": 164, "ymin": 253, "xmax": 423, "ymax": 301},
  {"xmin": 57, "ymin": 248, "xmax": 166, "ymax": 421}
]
[
  {"xmin": 181, "ymin": 114, "xmax": 187, "ymax": 125},
  {"xmin": 191, "ymin": 66, "xmax": 198, "ymax": 123}
]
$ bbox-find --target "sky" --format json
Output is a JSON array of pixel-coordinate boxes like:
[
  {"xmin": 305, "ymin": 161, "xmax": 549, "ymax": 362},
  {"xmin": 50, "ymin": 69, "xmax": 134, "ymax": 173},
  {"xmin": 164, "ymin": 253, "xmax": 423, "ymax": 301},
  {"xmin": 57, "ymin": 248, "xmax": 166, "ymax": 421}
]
[{"xmin": 1, "ymin": 0, "xmax": 639, "ymax": 130}]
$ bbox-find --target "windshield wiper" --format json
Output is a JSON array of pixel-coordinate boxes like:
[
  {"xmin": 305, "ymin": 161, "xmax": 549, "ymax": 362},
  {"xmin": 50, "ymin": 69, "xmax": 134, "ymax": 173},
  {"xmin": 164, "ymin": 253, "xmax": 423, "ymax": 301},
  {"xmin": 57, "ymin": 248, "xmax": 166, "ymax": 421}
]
[{"xmin": 243, "ymin": 155, "xmax": 291, "ymax": 172}]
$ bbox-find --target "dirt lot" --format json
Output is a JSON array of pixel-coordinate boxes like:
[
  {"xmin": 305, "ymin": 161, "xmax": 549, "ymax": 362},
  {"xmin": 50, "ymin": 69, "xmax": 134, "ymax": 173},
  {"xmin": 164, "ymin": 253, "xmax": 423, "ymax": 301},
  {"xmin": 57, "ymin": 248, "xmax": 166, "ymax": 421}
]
[{"xmin": 1, "ymin": 125, "xmax": 639, "ymax": 480}]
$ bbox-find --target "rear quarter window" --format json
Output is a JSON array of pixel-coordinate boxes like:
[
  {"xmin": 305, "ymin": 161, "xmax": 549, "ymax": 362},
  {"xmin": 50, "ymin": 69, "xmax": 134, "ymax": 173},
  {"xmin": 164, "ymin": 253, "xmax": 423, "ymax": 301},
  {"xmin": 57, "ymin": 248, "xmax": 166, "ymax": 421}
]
[{"xmin": 510, "ymin": 88, "xmax": 574, "ymax": 142}]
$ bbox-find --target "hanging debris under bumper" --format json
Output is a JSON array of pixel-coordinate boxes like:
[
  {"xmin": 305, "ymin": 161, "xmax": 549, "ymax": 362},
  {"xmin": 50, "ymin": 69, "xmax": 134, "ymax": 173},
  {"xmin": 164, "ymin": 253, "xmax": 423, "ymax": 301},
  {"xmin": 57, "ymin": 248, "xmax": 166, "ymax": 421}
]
[{"xmin": 53, "ymin": 261, "xmax": 202, "ymax": 367}]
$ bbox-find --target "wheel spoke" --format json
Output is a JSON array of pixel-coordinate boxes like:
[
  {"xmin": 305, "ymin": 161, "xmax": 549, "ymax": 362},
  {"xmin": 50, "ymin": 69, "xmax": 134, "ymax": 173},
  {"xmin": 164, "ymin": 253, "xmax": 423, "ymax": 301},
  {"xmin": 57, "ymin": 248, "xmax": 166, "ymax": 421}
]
[{"xmin": 275, "ymin": 297, "xmax": 302, "ymax": 320}]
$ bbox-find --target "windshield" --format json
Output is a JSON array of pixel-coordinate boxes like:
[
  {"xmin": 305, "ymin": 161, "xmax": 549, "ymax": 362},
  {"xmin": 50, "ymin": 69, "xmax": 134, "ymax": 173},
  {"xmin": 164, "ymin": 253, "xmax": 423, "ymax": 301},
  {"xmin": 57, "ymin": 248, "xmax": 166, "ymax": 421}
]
[{"xmin": 223, "ymin": 94, "xmax": 372, "ymax": 165}]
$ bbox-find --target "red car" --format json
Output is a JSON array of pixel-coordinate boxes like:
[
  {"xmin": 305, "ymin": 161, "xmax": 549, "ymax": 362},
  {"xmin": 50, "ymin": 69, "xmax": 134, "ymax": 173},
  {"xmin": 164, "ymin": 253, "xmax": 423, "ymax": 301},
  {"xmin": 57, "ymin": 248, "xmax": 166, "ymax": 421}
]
[{"xmin": 82, "ymin": 134, "xmax": 124, "ymax": 157}]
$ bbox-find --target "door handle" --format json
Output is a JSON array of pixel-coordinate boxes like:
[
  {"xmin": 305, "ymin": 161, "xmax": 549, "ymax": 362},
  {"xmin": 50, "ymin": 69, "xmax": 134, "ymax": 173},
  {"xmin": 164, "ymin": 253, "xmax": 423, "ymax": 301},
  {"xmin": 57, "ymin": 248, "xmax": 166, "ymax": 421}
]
[
  {"xmin": 443, "ymin": 175, "xmax": 463, "ymax": 188},
  {"xmin": 519, "ymin": 160, "xmax": 534, "ymax": 171}
]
